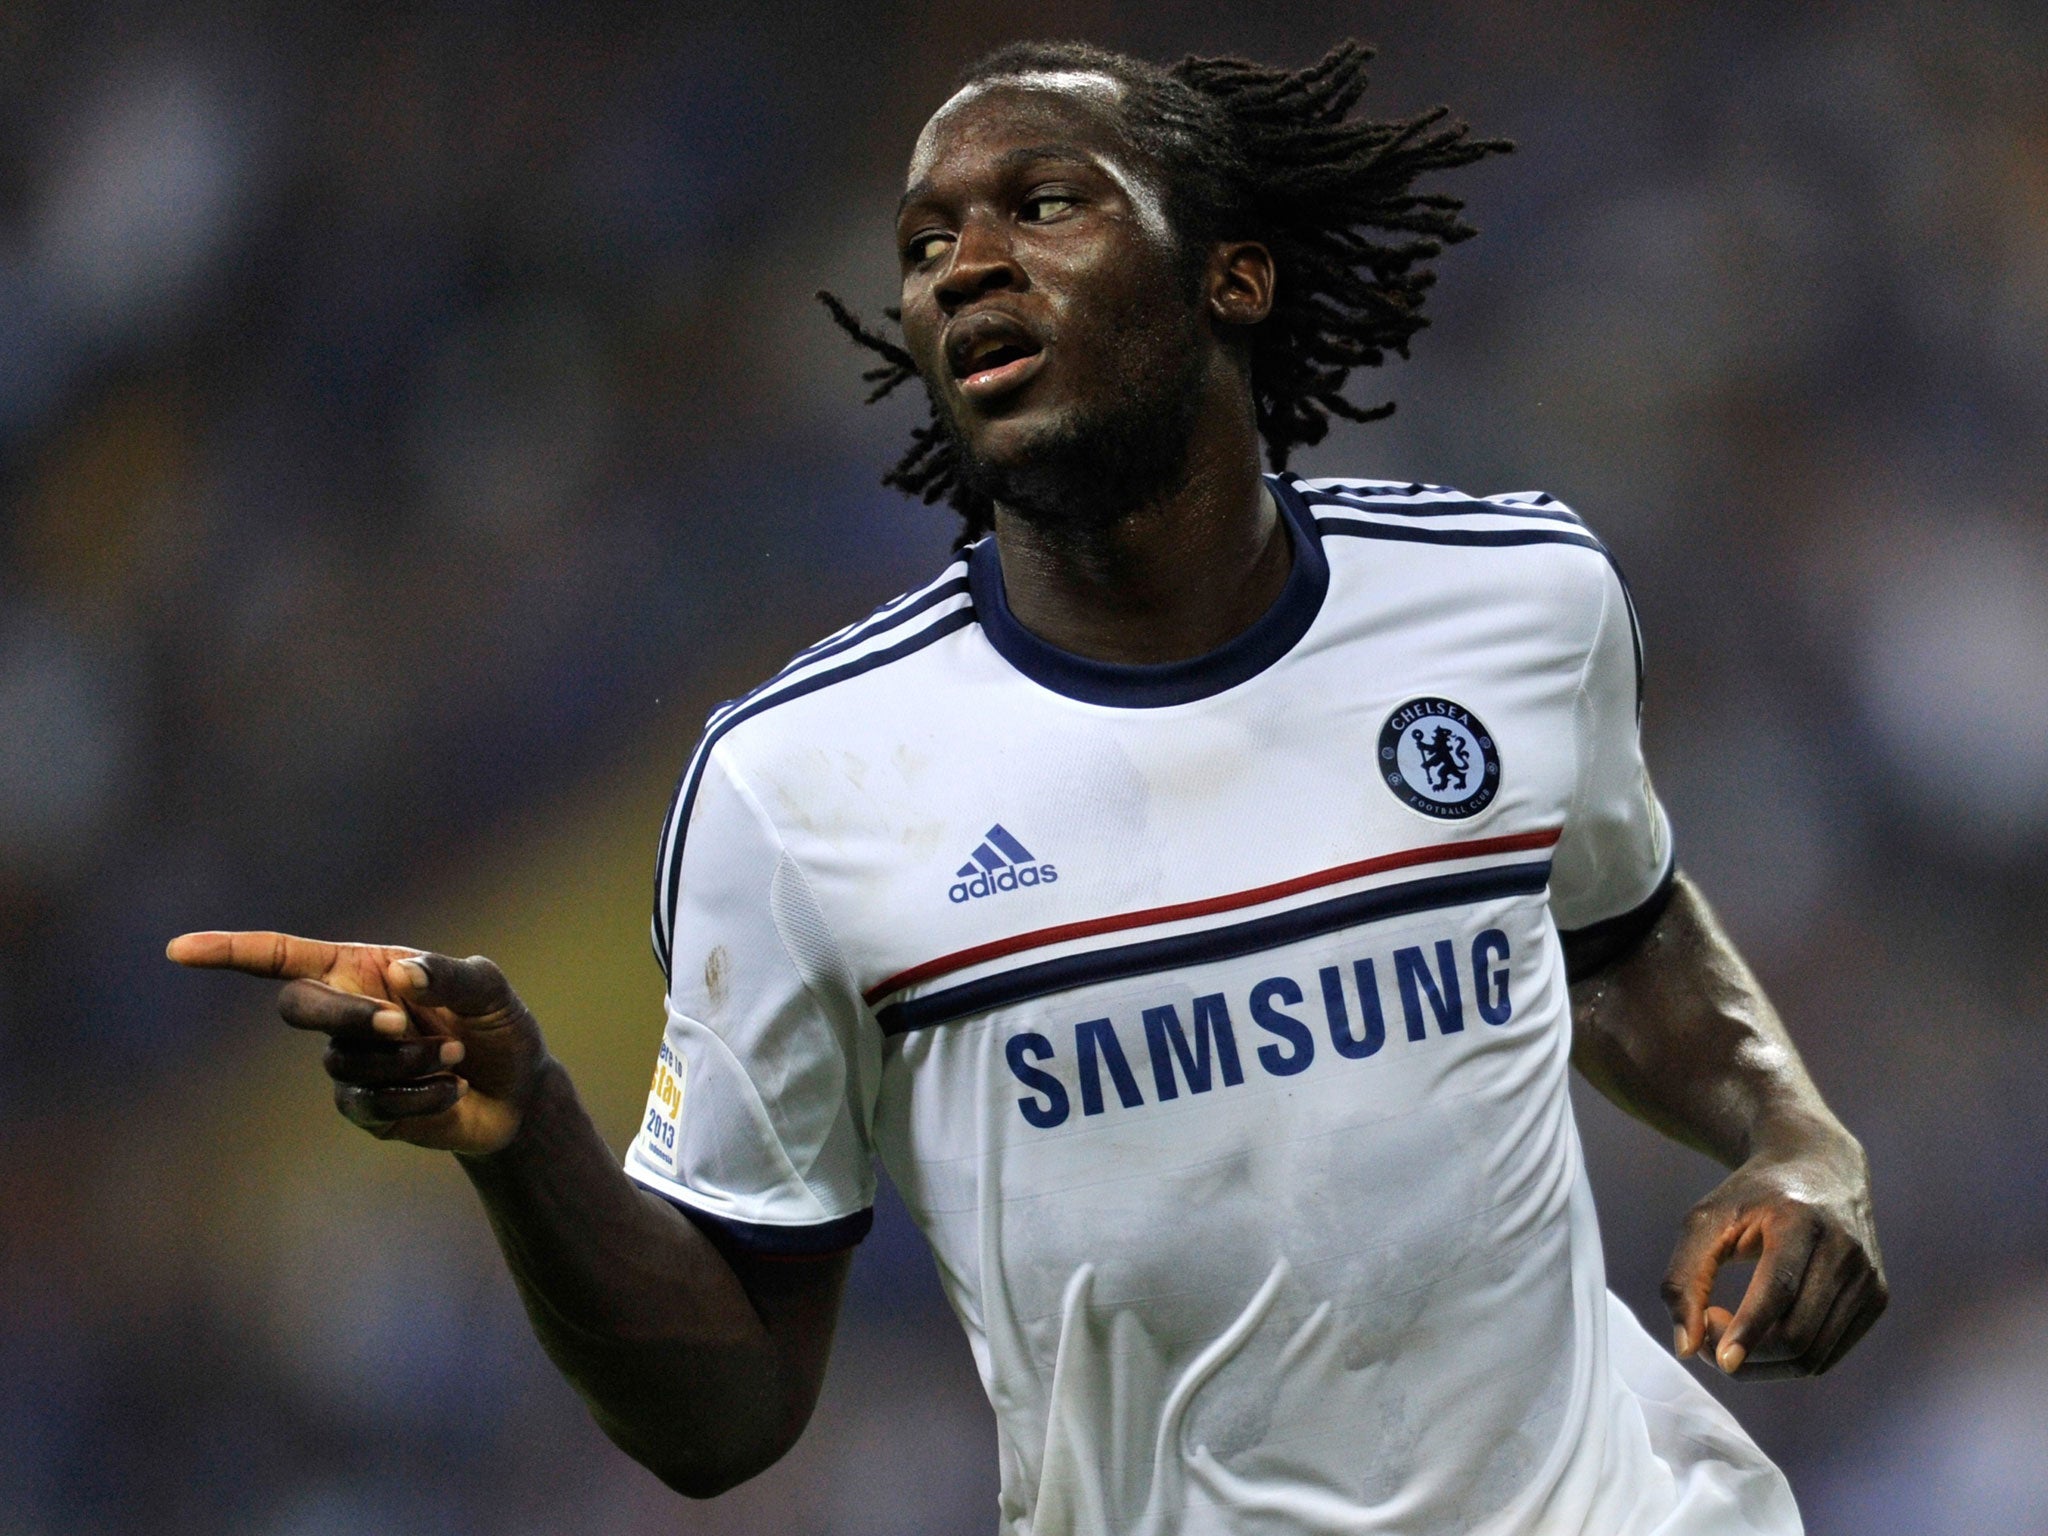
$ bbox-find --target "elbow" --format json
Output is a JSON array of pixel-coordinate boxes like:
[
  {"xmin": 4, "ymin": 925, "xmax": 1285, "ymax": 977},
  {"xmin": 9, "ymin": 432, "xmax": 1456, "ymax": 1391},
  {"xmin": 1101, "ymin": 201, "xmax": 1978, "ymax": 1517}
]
[
  {"xmin": 593, "ymin": 1409, "xmax": 797, "ymax": 1501},
  {"xmin": 645, "ymin": 1443, "xmax": 791, "ymax": 1502},
  {"xmin": 656, "ymin": 1463, "xmax": 756, "ymax": 1502},
  {"xmin": 560, "ymin": 1323, "xmax": 837, "ymax": 1501}
]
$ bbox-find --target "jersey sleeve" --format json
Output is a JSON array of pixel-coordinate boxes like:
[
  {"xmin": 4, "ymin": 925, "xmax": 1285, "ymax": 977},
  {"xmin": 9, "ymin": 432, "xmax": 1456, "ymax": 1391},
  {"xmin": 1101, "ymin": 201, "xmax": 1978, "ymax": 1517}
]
[
  {"xmin": 626, "ymin": 744, "xmax": 879, "ymax": 1253},
  {"xmin": 1548, "ymin": 556, "xmax": 1676, "ymax": 979}
]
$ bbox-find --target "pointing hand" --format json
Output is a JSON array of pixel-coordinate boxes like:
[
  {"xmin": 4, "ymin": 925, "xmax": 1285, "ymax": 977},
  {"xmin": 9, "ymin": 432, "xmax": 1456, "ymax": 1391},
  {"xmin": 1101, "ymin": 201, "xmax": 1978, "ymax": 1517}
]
[{"xmin": 167, "ymin": 931, "xmax": 546, "ymax": 1154}]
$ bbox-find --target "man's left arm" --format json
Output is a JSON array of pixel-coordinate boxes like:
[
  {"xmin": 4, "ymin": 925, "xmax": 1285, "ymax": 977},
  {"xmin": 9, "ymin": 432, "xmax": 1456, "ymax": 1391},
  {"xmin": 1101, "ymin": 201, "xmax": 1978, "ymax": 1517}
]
[{"xmin": 1568, "ymin": 872, "xmax": 1888, "ymax": 1379}]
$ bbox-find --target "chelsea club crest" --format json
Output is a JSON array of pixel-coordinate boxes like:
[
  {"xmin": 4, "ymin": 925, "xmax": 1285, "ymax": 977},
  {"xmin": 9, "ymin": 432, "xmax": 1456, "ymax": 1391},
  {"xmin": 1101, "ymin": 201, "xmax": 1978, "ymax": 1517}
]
[{"xmin": 1379, "ymin": 698, "xmax": 1500, "ymax": 819}]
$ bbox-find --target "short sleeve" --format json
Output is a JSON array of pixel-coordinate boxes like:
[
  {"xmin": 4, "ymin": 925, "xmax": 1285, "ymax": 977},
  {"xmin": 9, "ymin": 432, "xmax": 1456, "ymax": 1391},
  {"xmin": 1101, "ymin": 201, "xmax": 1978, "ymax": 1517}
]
[
  {"xmin": 1548, "ymin": 558, "xmax": 1675, "ymax": 975},
  {"xmin": 626, "ymin": 745, "xmax": 879, "ymax": 1253}
]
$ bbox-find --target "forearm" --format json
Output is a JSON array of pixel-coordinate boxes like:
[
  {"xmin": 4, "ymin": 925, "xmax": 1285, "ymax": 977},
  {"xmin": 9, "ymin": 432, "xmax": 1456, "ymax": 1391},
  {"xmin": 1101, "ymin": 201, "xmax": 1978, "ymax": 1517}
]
[
  {"xmin": 458, "ymin": 1059, "xmax": 826, "ymax": 1495},
  {"xmin": 1569, "ymin": 872, "xmax": 1852, "ymax": 1167},
  {"xmin": 1571, "ymin": 872, "xmax": 1886, "ymax": 1373}
]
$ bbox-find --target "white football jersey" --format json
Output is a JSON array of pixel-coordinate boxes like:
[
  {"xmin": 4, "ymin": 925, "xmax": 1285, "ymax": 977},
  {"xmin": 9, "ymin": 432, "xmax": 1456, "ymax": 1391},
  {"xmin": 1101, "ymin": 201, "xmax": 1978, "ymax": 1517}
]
[{"xmin": 627, "ymin": 473, "xmax": 1801, "ymax": 1536}]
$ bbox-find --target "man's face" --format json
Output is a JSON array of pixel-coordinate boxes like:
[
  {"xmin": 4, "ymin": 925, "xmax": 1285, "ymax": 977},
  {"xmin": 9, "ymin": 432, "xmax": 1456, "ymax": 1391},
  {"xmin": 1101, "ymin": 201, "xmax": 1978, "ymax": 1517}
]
[{"xmin": 895, "ymin": 78, "xmax": 1209, "ymax": 517}]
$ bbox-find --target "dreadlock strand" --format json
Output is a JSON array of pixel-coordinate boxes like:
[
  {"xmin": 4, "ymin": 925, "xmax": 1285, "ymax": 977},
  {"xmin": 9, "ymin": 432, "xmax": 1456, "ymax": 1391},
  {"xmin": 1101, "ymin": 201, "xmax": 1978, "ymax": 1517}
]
[{"xmin": 815, "ymin": 290, "xmax": 922, "ymax": 405}]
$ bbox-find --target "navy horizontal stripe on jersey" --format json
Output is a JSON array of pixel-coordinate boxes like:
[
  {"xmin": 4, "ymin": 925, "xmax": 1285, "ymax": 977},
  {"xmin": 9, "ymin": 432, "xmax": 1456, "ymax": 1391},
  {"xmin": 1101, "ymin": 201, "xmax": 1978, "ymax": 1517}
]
[
  {"xmin": 654, "ymin": 603, "xmax": 975, "ymax": 978},
  {"xmin": 653, "ymin": 1188, "xmax": 875, "ymax": 1255},
  {"xmin": 715, "ymin": 573, "xmax": 971, "ymax": 726},
  {"xmin": 874, "ymin": 857, "xmax": 1552, "ymax": 1035},
  {"xmin": 1296, "ymin": 484, "xmax": 1588, "ymax": 527},
  {"xmin": 1312, "ymin": 516, "xmax": 1607, "ymax": 556}
]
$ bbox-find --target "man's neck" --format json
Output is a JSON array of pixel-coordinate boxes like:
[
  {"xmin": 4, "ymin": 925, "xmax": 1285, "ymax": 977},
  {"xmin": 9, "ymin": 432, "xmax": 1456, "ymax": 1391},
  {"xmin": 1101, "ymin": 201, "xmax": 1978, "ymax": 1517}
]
[{"xmin": 988, "ymin": 421, "xmax": 1290, "ymax": 668}]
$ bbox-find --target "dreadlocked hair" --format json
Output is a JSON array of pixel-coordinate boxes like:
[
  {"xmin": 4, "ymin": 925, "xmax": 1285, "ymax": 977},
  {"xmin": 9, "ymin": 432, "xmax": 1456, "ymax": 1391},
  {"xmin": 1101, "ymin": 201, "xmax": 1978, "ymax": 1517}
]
[{"xmin": 819, "ymin": 39, "xmax": 1512, "ymax": 547}]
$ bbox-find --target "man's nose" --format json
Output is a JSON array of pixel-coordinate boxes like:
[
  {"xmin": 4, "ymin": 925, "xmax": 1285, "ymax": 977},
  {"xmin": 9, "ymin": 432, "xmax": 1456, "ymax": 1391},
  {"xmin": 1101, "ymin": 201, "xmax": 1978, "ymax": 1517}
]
[{"xmin": 935, "ymin": 214, "xmax": 1021, "ymax": 311}]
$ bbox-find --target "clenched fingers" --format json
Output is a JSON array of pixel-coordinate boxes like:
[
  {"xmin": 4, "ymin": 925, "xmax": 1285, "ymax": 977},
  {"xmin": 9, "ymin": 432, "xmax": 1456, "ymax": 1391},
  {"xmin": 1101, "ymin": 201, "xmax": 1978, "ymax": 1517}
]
[
  {"xmin": 324, "ymin": 1036, "xmax": 465, "ymax": 1087},
  {"xmin": 281, "ymin": 975, "xmax": 470, "ymax": 1130},
  {"xmin": 278, "ymin": 978, "xmax": 411, "ymax": 1039},
  {"xmin": 1731, "ymin": 1262, "xmax": 1889, "ymax": 1379},
  {"xmin": 1756, "ymin": 1227, "xmax": 1860, "ymax": 1362},
  {"xmin": 333, "ymin": 1075, "xmax": 467, "ymax": 1134},
  {"xmin": 1809, "ymin": 1268, "xmax": 1887, "ymax": 1375}
]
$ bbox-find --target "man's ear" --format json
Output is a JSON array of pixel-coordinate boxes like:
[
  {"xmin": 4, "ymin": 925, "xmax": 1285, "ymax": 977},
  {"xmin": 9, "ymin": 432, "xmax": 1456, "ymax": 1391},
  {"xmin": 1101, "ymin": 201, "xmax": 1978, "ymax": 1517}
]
[{"xmin": 1207, "ymin": 241, "xmax": 1275, "ymax": 328}]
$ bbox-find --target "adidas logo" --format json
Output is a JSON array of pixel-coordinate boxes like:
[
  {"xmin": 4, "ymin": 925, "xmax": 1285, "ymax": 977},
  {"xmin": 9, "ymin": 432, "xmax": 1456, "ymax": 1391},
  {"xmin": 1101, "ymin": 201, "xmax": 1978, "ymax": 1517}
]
[{"xmin": 948, "ymin": 824, "xmax": 1059, "ymax": 904}]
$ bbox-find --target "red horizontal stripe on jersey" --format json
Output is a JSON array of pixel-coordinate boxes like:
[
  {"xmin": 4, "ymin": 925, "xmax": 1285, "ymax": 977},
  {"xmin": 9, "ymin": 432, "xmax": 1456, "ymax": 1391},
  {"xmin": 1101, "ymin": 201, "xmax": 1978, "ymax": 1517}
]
[{"xmin": 864, "ymin": 826, "xmax": 1563, "ymax": 1005}]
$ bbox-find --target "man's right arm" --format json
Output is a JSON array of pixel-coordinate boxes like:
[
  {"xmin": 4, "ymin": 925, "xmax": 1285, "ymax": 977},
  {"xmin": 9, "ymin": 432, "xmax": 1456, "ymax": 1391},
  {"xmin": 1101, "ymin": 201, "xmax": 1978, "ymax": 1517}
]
[
  {"xmin": 459, "ymin": 1057, "xmax": 849, "ymax": 1496},
  {"xmin": 168, "ymin": 933, "xmax": 847, "ymax": 1498}
]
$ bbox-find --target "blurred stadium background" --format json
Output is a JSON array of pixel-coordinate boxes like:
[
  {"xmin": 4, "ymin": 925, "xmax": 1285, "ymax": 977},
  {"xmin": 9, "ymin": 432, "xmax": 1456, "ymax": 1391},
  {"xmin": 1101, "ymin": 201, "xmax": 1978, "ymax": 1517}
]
[{"xmin": 2, "ymin": 1, "xmax": 2045, "ymax": 1531}]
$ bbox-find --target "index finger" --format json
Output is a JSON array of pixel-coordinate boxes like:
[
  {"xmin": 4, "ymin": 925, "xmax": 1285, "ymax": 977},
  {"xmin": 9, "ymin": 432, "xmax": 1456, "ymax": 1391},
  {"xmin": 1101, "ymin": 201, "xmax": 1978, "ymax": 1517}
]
[
  {"xmin": 167, "ymin": 930, "xmax": 348, "ymax": 980},
  {"xmin": 1718, "ymin": 1211, "xmax": 1820, "ymax": 1373}
]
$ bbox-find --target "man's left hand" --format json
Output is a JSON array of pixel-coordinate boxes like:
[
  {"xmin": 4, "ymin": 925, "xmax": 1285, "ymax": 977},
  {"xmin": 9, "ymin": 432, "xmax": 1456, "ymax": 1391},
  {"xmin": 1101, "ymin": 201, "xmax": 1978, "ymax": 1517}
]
[{"xmin": 1661, "ymin": 1125, "xmax": 1888, "ymax": 1379}]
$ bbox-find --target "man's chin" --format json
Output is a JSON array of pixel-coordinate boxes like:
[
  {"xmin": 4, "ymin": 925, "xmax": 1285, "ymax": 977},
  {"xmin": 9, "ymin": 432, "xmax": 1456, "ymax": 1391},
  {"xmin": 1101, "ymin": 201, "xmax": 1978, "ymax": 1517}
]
[
  {"xmin": 943, "ymin": 372, "xmax": 1200, "ymax": 529},
  {"xmin": 952, "ymin": 404, "xmax": 1067, "ymax": 467}
]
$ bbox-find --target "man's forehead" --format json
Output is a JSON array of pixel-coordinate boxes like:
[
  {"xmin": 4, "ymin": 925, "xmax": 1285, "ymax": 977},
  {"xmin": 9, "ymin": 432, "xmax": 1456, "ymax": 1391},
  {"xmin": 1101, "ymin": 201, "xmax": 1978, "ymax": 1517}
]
[
  {"xmin": 907, "ymin": 72, "xmax": 1131, "ymax": 187},
  {"xmin": 938, "ymin": 69, "xmax": 1126, "ymax": 114}
]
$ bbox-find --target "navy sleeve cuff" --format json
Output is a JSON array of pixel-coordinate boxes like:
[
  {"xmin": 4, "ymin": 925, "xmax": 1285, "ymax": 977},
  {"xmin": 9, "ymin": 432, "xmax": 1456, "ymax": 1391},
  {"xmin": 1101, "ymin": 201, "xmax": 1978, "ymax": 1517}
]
[
  {"xmin": 1559, "ymin": 858, "xmax": 1677, "ymax": 983},
  {"xmin": 654, "ymin": 1191, "xmax": 874, "ymax": 1256}
]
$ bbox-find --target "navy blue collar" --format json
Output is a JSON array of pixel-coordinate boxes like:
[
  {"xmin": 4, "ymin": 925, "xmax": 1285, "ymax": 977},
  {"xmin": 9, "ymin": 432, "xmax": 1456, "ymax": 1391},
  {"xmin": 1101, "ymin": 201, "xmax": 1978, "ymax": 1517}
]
[{"xmin": 967, "ymin": 473, "xmax": 1330, "ymax": 708}]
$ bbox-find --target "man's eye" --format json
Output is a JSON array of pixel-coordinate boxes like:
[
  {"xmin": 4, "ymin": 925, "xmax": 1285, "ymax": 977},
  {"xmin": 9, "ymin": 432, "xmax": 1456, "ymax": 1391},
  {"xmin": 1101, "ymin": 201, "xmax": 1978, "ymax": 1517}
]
[
  {"xmin": 1021, "ymin": 194, "xmax": 1078, "ymax": 222},
  {"xmin": 905, "ymin": 233, "xmax": 950, "ymax": 265}
]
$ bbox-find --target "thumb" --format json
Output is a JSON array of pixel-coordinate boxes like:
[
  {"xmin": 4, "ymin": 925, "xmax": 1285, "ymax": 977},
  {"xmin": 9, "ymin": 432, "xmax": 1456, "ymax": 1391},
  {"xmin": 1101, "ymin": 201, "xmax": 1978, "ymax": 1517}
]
[{"xmin": 387, "ymin": 952, "xmax": 515, "ymax": 1018}]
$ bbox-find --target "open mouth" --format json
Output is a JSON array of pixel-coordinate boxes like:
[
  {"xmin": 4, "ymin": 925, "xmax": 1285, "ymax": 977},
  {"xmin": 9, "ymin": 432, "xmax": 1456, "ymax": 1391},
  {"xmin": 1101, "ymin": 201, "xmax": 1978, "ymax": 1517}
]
[{"xmin": 947, "ymin": 316, "xmax": 1047, "ymax": 402}]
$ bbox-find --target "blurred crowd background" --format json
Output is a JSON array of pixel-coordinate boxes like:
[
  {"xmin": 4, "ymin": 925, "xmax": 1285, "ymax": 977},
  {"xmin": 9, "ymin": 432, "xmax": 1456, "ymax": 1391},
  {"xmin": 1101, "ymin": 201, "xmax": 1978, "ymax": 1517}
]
[{"xmin": 2, "ymin": 1, "xmax": 2045, "ymax": 1531}]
